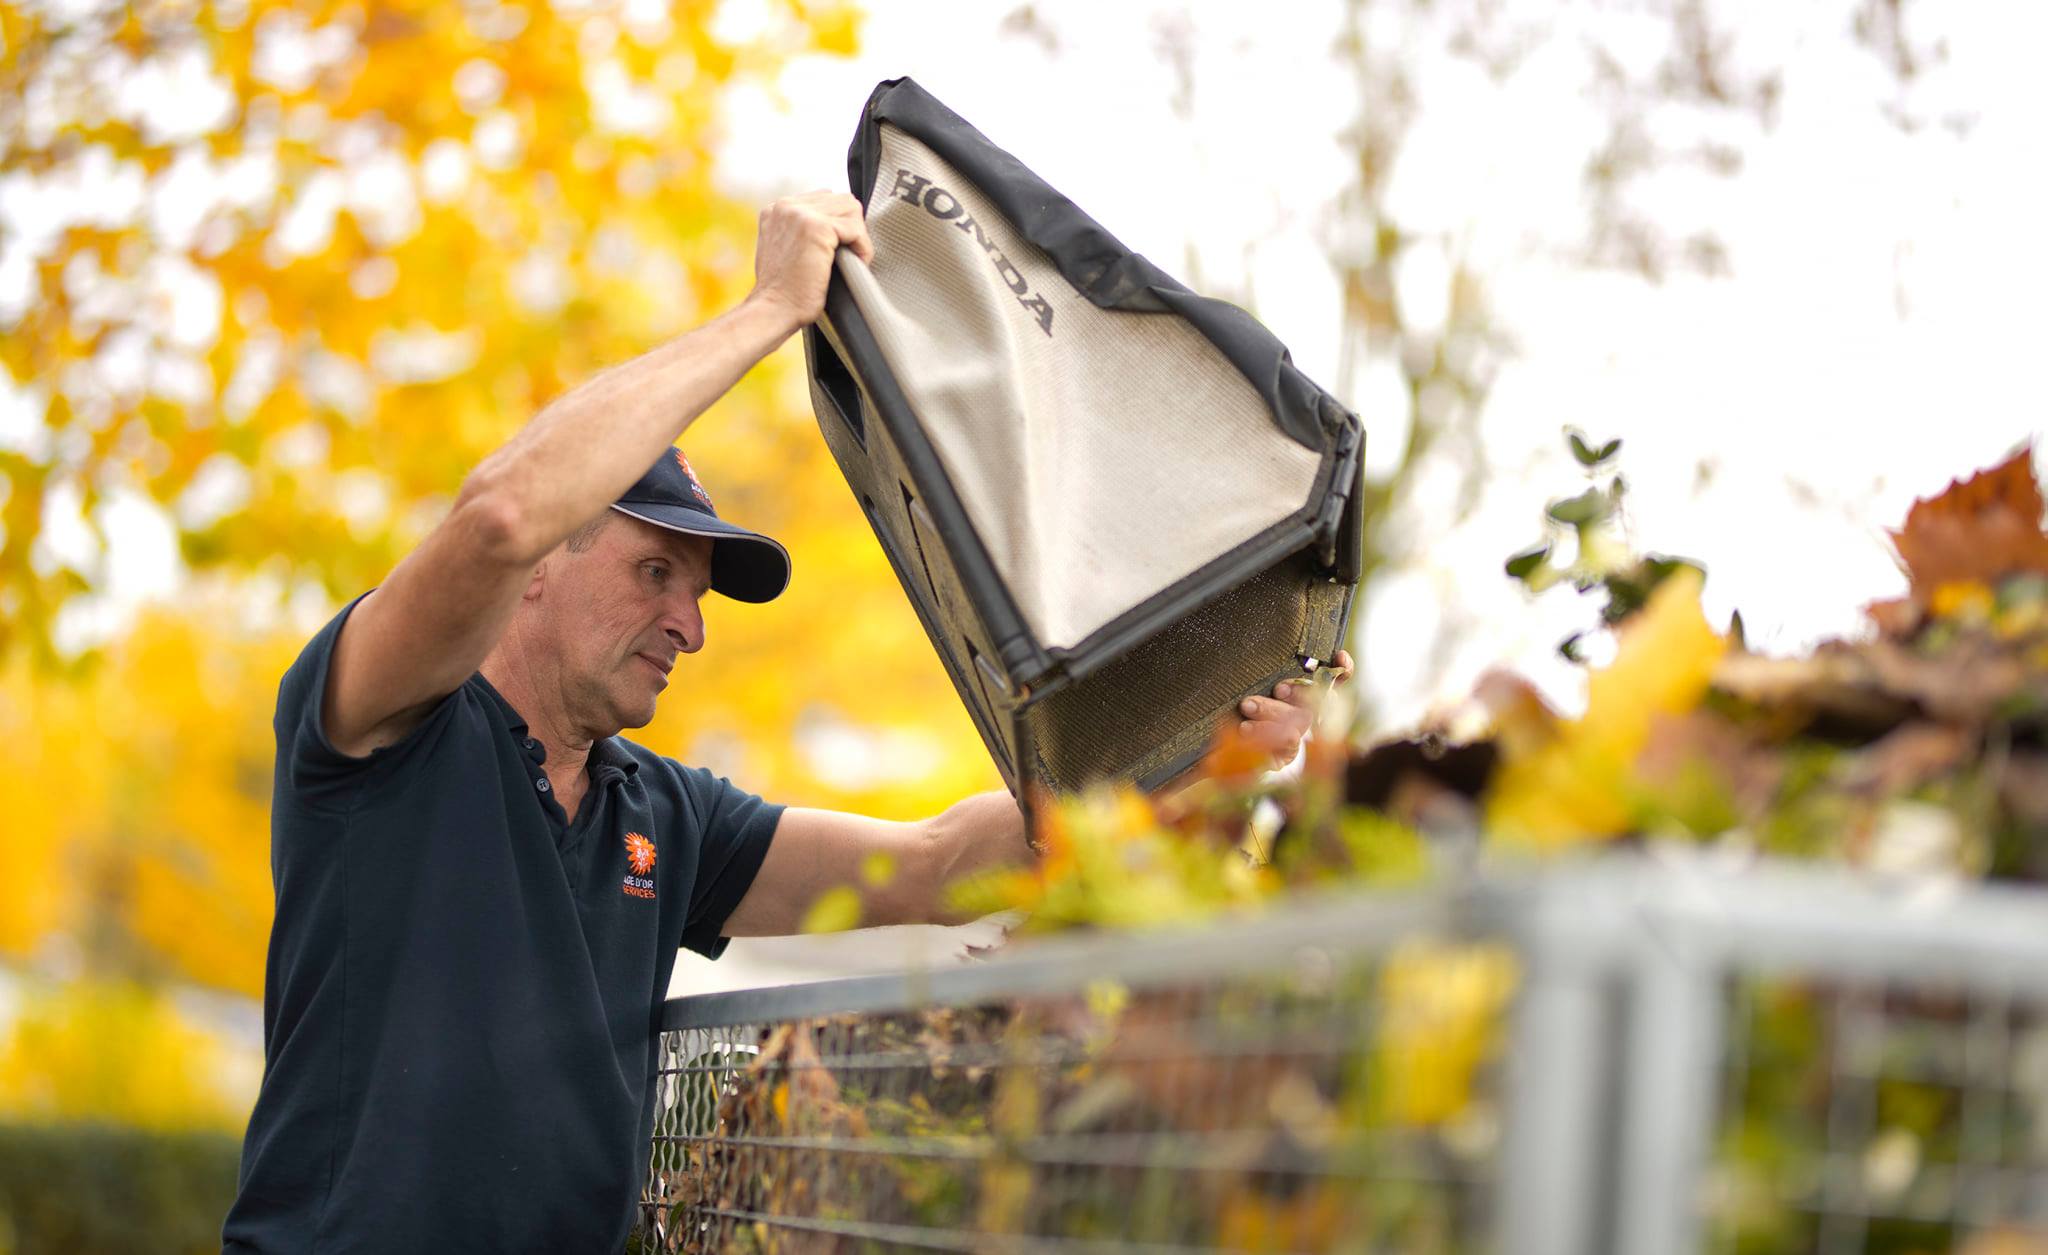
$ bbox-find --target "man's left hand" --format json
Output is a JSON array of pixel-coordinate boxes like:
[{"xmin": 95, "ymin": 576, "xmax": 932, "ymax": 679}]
[{"xmin": 1232, "ymin": 648, "xmax": 1354, "ymax": 770}]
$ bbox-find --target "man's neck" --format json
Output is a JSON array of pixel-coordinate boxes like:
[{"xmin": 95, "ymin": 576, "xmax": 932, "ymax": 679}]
[{"xmin": 479, "ymin": 640, "xmax": 595, "ymax": 806}]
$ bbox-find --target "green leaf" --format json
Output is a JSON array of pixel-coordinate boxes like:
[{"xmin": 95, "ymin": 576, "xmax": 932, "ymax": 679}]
[
  {"xmin": 1601, "ymin": 576, "xmax": 1648, "ymax": 625},
  {"xmin": 1602, "ymin": 556, "xmax": 1705, "ymax": 625},
  {"xmin": 1547, "ymin": 488, "xmax": 1609, "ymax": 526},
  {"xmin": 1504, "ymin": 544, "xmax": 1550, "ymax": 581},
  {"xmin": 1642, "ymin": 554, "xmax": 1706, "ymax": 584},
  {"xmin": 1567, "ymin": 430, "xmax": 1622, "ymax": 467}
]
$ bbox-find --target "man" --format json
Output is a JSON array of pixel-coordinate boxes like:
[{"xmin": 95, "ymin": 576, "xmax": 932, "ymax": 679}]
[{"xmin": 221, "ymin": 192, "xmax": 1332, "ymax": 1253}]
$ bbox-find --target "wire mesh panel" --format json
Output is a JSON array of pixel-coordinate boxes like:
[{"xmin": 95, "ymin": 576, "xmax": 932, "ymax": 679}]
[
  {"xmin": 1705, "ymin": 976, "xmax": 2048, "ymax": 1255},
  {"xmin": 634, "ymin": 863, "xmax": 2048, "ymax": 1255},
  {"xmin": 636, "ymin": 931, "xmax": 1512, "ymax": 1252}
]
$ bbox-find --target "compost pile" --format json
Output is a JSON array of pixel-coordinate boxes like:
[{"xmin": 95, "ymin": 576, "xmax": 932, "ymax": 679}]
[
  {"xmin": 1347, "ymin": 441, "xmax": 2048, "ymax": 883},
  {"xmin": 646, "ymin": 444, "xmax": 2048, "ymax": 1255}
]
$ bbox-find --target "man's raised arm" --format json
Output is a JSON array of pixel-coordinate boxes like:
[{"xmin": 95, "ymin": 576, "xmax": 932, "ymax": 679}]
[{"xmin": 320, "ymin": 192, "xmax": 873, "ymax": 757}]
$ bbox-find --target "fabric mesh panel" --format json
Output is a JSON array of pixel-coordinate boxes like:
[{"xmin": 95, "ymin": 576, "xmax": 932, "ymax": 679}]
[
  {"xmin": 1025, "ymin": 560, "xmax": 1315, "ymax": 792},
  {"xmin": 839, "ymin": 125, "xmax": 1325, "ymax": 652}
]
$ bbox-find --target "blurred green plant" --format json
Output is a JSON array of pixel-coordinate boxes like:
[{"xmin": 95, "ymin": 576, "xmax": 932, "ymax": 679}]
[
  {"xmin": 0, "ymin": 1123, "xmax": 241, "ymax": 1255},
  {"xmin": 1503, "ymin": 427, "xmax": 1715, "ymax": 662}
]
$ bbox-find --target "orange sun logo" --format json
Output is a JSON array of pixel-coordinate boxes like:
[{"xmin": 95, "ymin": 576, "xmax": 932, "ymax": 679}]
[
  {"xmin": 624, "ymin": 832, "xmax": 657, "ymax": 876},
  {"xmin": 671, "ymin": 448, "xmax": 713, "ymax": 508}
]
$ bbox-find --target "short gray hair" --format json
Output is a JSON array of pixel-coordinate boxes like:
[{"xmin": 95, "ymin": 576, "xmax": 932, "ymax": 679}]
[{"xmin": 563, "ymin": 510, "xmax": 613, "ymax": 553}]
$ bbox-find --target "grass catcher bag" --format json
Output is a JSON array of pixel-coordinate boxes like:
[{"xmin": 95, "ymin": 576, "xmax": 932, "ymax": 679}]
[{"xmin": 805, "ymin": 77, "xmax": 1366, "ymax": 798}]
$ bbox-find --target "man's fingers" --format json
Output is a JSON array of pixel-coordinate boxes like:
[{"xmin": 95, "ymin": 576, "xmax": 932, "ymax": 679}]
[
  {"xmin": 1234, "ymin": 717, "xmax": 1305, "ymax": 759},
  {"xmin": 837, "ymin": 215, "xmax": 875, "ymax": 264},
  {"xmin": 1274, "ymin": 679, "xmax": 1316, "ymax": 709},
  {"xmin": 1240, "ymin": 692, "xmax": 1309, "ymax": 721},
  {"xmin": 749, "ymin": 191, "xmax": 878, "ymax": 323},
  {"xmin": 807, "ymin": 190, "xmax": 873, "ymax": 263},
  {"xmin": 1330, "ymin": 649, "xmax": 1355, "ymax": 684}
]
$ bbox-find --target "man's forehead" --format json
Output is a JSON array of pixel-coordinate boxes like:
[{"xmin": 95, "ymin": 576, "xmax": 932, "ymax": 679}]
[{"xmin": 610, "ymin": 511, "xmax": 714, "ymax": 565}]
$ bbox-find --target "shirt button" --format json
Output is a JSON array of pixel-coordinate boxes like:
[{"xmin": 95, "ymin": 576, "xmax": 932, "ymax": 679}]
[
  {"xmin": 536, "ymin": 778, "xmax": 550, "ymax": 793},
  {"xmin": 523, "ymin": 738, "xmax": 537, "ymax": 750}
]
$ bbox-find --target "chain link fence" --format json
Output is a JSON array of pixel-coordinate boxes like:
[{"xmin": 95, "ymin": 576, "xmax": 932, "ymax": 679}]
[{"xmin": 634, "ymin": 859, "xmax": 2048, "ymax": 1254}]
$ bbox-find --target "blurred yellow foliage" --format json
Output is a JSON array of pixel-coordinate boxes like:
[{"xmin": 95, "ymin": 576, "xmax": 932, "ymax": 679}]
[
  {"xmin": 0, "ymin": 980, "xmax": 249, "ymax": 1131},
  {"xmin": 0, "ymin": 0, "xmax": 863, "ymax": 658},
  {"xmin": 1484, "ymin": 566, "xmax": 1727, "ymax": 850},
  {"xmin": 0, "ymin": 601, "xmax": 298, "ymax": 994},
  {"xmin": 1215, "ymin": 1183, "xmax": 1350, "ymax": 1252},
  {"xmin": 1371, "ymin": 940, "xmax": 1517, "ymax": 1128},
  {"xmin": 948, "ymin": 787, "xmax": 1279, "ymax": 931}
]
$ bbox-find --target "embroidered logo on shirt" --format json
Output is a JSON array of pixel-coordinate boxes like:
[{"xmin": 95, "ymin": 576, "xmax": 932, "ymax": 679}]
[
  {"xmin": 622, "ymin": 831, "xmax": 657, "ymax": 899},
  {"xmin": 672, "ymin": 449, "xmax": 714, "ymax": 509}
]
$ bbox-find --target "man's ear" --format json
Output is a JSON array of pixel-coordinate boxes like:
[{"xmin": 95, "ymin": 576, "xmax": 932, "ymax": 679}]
[{"xmin": 522, "ymin": 556, "xmax": 549, "ymax": 601}]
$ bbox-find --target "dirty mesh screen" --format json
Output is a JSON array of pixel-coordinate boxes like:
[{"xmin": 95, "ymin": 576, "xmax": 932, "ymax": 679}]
[
  {"xmin": 839, "ymin": 123, "xmax": 1326, "ymax": 652},
  {"xmin": 1027, "ymin": 557, "xmax": 1350, "ymax": 791}
]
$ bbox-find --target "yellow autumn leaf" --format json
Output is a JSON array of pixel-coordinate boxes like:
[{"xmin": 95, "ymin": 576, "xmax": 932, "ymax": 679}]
[
  {"xmin": 1486, "ymin": 565, "xmax": 1726, "ymax": 850},
  {"xmin": 1372, "ymin": 941, "xmax": 1518, "ymax": 1128}
]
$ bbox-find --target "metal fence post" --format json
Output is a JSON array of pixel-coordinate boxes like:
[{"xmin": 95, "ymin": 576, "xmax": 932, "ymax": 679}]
[
  {"xmin": 1607, "ymin": 921, "xmax": 1723, "ymax": 1255},
  {"xmin": 1496, "ymin": 892, "xmax": 1614, "ymax": 1255}
]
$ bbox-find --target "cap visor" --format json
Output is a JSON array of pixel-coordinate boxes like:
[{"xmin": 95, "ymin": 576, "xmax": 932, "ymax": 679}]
[{"xmin": 609, "ymin": 503, "xmax": 791, "ymax": 603}]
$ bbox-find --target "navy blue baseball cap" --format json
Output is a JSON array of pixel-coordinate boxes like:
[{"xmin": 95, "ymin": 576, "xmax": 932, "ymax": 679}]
[{"xmin": 610, "ymin": 448, "xmax": 791, "ymax": 603}]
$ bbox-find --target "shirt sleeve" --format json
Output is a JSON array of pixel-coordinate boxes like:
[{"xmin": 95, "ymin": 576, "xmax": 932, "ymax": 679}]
[
  {"xmin": 674, "ymin": 764, "xmax": 785, "ymax": 960},
  {"xmin": 275, "ymin": 591, "xmax": 465, "ymax": 809}
]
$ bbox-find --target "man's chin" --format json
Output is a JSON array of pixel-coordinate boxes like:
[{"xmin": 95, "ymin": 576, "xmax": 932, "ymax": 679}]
[{"xmin": 612, "ymin": 690, "xmax": 659, "ymax": 732}]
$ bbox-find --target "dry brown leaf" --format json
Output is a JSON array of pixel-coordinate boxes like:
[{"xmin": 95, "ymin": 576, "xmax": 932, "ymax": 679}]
[
  {"xmin": 1636, "ymin": 710, "xmax": 1785, "ymax": 819},
  {"xmin": 1956, "ymin": 1230, "xmax": 2048, "ymax": 1255},
  {"xmin": 1888, "ymin": 444, "xmax": 2048, "ymax": 598},
  {"xmin": 1836, "ymin": 723, "xmax": 1972, "ymax": 798},
  {"xmin": 1198, "ymin": 714, "xmax": 1280, "ymax": 784},
  {"xmin": 1864, "ymin": 595, "xmax": 1923, "ymax": 639},
  {"xmin": 1997, "ymin": 753, "xmax": 2048, "ymax": 829},
  {"xmin": 1098, "ymin": 994, "xmax": 1312, "ymax": 1134},
  {"xmin": 1716, "ymin": 636, "xmax": 2038, "ymax": 731},
  {"xmin": 1711, "ymin": 649, "xmax": 1916, "ymax": 735},
  {"xmin": 1857, "ymin": 636, "xmax": 2032, "ymax": 724},
  {"xmin": 1473, "ymin": 669, "xmax": 1562, "ymax": 758}
]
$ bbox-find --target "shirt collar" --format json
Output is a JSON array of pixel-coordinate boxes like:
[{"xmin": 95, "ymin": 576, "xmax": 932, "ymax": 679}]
[{"xmin": 472, "ymin": 672, "xmax": 641, "ymax": 784}]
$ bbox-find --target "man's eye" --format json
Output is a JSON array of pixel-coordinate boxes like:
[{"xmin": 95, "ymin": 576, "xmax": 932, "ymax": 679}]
[{"xmin": 643, "ymin": 564, "xmax": 668, "ymax": 581}]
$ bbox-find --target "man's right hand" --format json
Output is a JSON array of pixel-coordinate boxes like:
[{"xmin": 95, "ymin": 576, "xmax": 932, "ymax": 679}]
[{"xmin": 746, "ymin": 191, "xmax": 874, "ymax": 331}]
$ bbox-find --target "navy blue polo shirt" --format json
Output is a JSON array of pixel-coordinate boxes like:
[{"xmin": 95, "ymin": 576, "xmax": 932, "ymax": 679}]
[{"xmin": 223, "ymin": 595, "xmax": 783, "ymax": 1254}]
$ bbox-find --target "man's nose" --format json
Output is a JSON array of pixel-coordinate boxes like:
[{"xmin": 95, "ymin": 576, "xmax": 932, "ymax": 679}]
[{"xmin": 663, "ymin": 597, "xmax": 705, "ymax": 654}]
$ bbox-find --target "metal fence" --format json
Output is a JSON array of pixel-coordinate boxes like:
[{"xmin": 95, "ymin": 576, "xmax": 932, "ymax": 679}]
[{"xmin": 634, "ymin": 857, "xmax": 2048, "ymax": 1254}]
